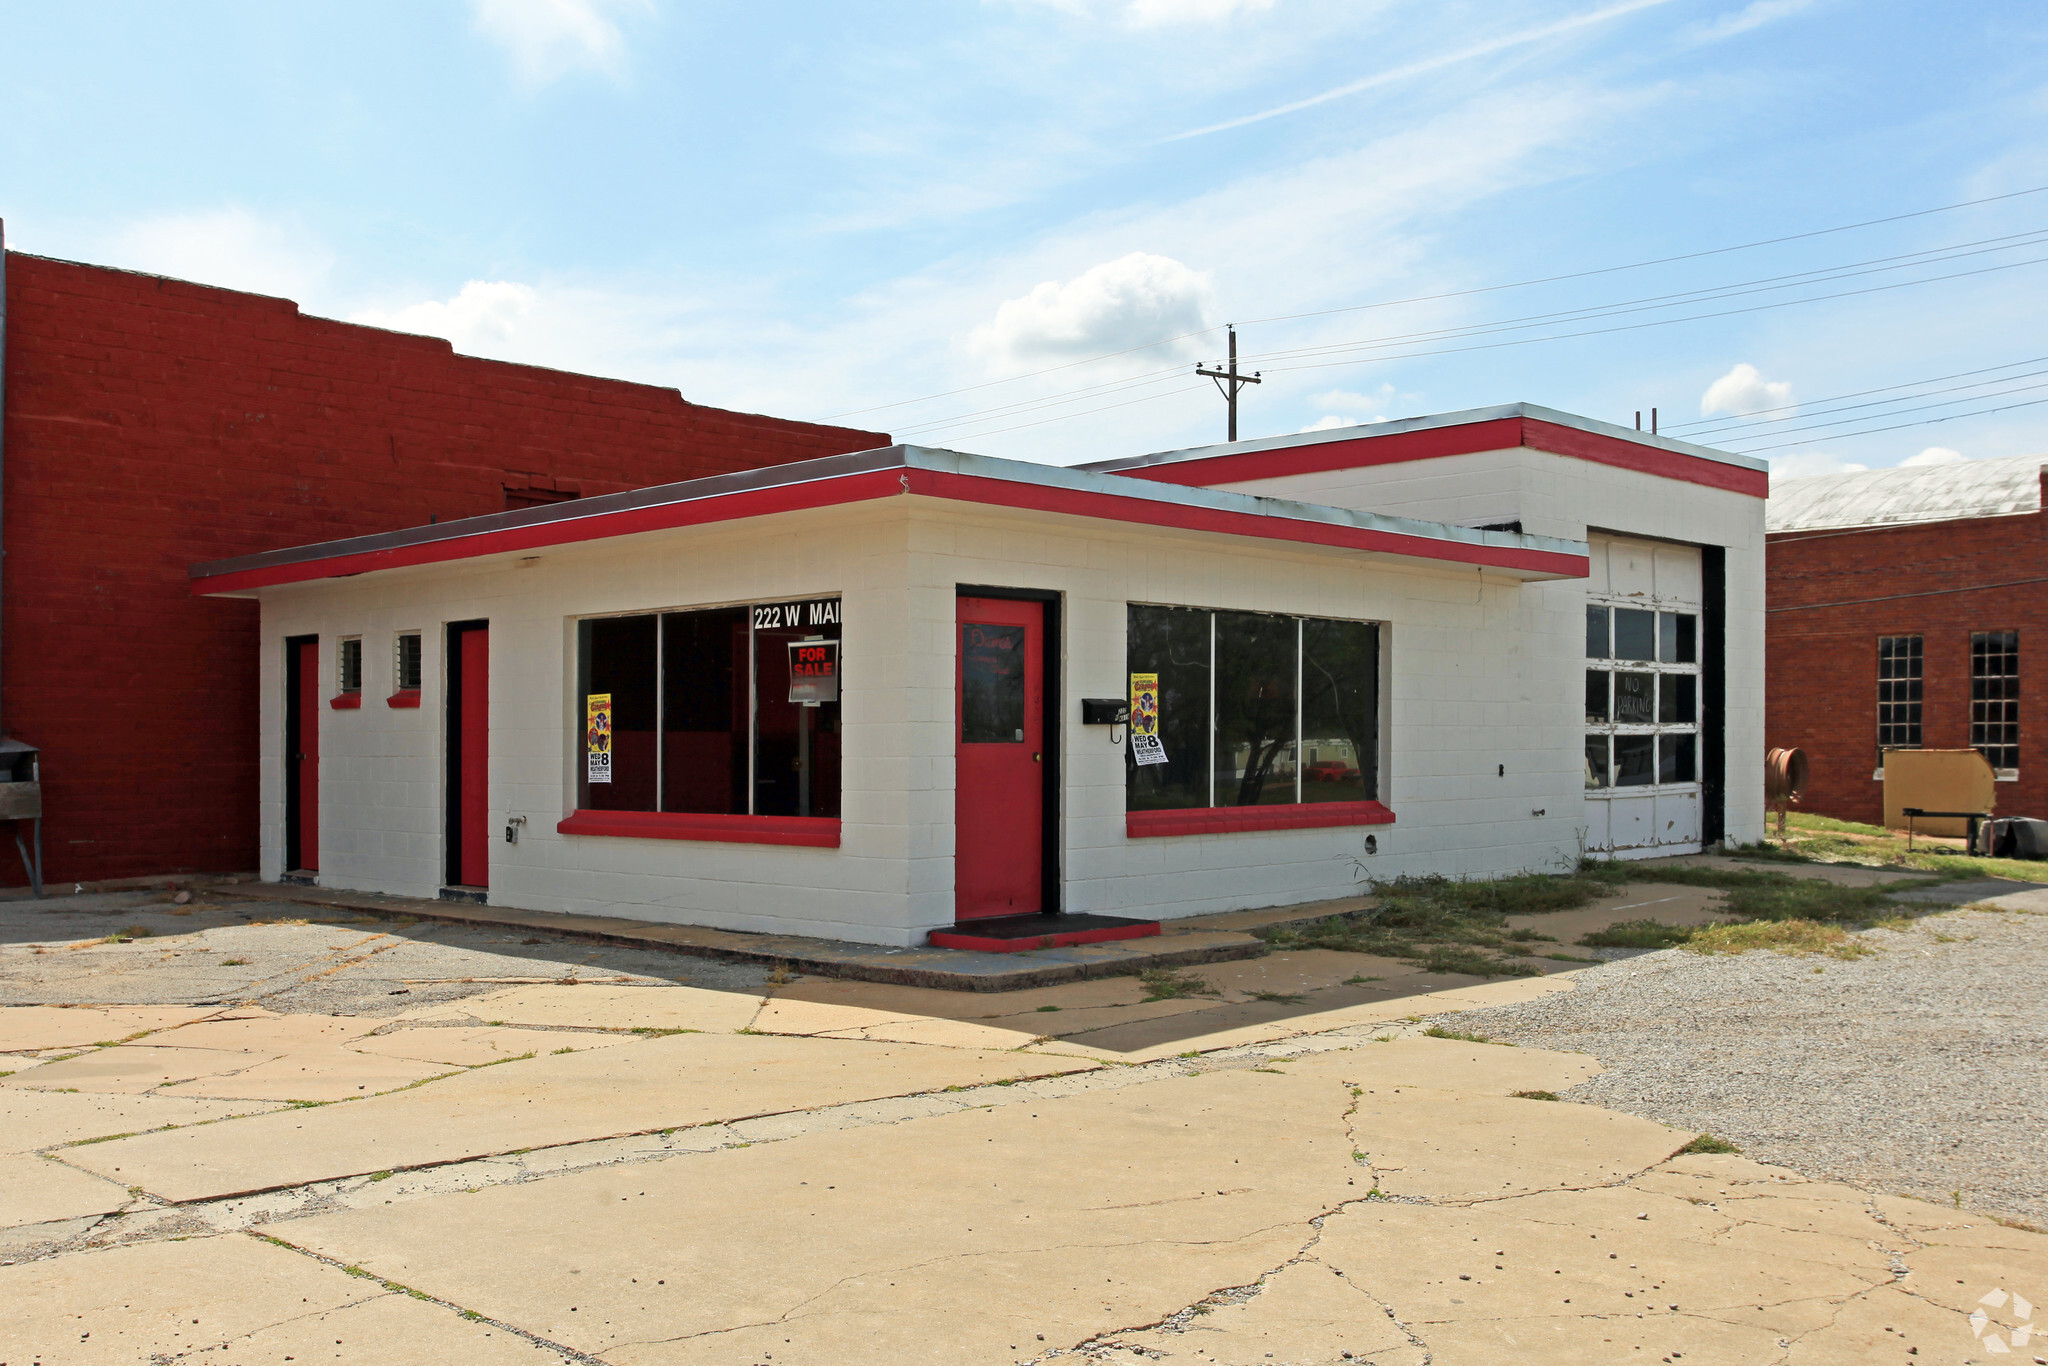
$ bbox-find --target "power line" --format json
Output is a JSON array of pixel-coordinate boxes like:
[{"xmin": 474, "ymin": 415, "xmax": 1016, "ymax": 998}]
[
  {"xmin": 1715, "ymin": 376, "xmax": 2048, "ymax": 447},
  {"xmin": 891, "ymin": 236, "xmax": 2048, "ymax": 440},
  {"xmin": 824, "ymin": 182, "xmax": 2048, "ymax": 424},
  {"xmin": 1733, "ymin": 393, "xmax": 2048, "ymax": 454},
  {"xmin": 1684, "ymin": 362, "xmax": 2048, "ymax": 440},
  {"xmin": 1667, "ymin": 354, "xmax": 2048, "ymax": 432}
]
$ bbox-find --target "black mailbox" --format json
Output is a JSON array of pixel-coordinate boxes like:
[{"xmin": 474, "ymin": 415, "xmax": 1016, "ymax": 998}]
[{"xmin": 1080, "ymin": 698, "xmax": 1129, "ymax": 726}]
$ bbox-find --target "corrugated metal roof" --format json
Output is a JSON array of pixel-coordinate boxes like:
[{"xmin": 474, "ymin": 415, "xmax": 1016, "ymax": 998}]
[{"xmin": 1767, "ymin": 453, "xmax": 2046, "ymax": 533}]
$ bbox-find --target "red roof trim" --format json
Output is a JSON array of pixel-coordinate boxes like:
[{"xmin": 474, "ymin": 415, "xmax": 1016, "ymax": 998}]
[
  {"xmin": 1126, "ymin": 800, "xmax": 1395, "ymax": 838},
  {"xmin": 556, "ymin": 809, "xmax": 841, "ymax": 848},
  {"xmin": 1112, "ymin": 416, "xmax": 1768, "ymax": 499},
  {"xmin": 900, "ymin": 469, "xmax": 1587, "ymax": 576},
  {"xmin": 192, "ymin": 461, "xmax": 1584, "ymax": 595}
]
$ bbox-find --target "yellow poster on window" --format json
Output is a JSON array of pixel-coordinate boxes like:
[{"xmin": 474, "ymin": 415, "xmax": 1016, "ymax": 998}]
[
  {"xmin": 1129, "ymin": 672, "xmax": 1166, "ymax": 766},
  {"xmin": 586, "ymin": 693, "xmax": 613, "ymax": 784}
]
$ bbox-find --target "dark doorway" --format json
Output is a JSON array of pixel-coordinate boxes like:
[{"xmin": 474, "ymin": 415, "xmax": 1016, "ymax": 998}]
[
  {"xmin": 284, "ymin": 635, "xmax": 319, "ymax": 873},
  {"xmin": 445, "ymin": 621, "xmax": 490, "ymax": 889}
]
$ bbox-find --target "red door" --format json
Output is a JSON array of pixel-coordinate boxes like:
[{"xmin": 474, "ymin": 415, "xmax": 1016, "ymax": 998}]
[
  {"xmin": 456, "ymin": 625, "xmax": 490, "ymax": 887},
  {"xmin": 292, "ymin": 638, "xmax": 319, "ymax": 871},
  {"xmin": 955, "ymin": 597, "xmax": 1044, "ymax": 920}
]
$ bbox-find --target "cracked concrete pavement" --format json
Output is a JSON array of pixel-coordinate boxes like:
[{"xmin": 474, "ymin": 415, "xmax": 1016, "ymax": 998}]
[{"xmin": 2, "ymin": 884, "xmax": 2045, "ymax": 1363}]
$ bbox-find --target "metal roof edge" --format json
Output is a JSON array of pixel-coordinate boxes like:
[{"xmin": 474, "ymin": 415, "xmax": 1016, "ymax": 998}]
[
  {"xmin": 191, "ymin": 440, "xmax": 1587, "ymax": 587},
  {"xmin": 1079, "ymin": 401, "xmax": 1765, "ymax": 475}
]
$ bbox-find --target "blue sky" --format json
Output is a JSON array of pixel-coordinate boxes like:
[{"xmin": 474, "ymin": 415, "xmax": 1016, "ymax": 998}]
[{"xmin": 4, "ymin": 0, "xmax": 2045, "ymax": 476}]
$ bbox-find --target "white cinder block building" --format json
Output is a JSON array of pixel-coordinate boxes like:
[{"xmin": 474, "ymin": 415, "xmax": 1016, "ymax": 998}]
[{"xmin": 192, "ymin": 404, "xmax": 1767, "ymax": 949}]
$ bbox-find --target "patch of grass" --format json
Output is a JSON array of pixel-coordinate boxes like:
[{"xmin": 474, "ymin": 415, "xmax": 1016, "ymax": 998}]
[
  {"xmin": 1343, "ymin": 975, "xmax": 1386, "ymax": 985},
  {"xmin": 1511, "ymin": 1090, "xmax": 1560, "ymax": 1101},
  {"xmin": 1247, "ymin": 990, "xmax": 1308, "ymax": 1004},
  {"xmin": 552, "ymin": 1046, "xmax": 577, "ymax": 1055},
  {"xmin": 1579, "ymin": 919, "xmax": 1697, "ymax": 950},
  {"xmin": 1035, "ymin": 1005, "xmax": 1061, "ymax": 1012},
  {"xmin": 1416, "ymin": 946, "xmax": 1541, "ymax": 978},
  {"xmin": 102, "ymin": 925, "xmax": 154, "ymax": 944},
  {"xmin": 368, "ymin": 1170, "xmax": 394, "ymax": 1182},
  {"xmin": 1137, "ymin": 967, "xmax": 1217, "ymax": 1001},
  {"xmin": 629, "ymin": 1027, "xmax": 699, "ymax": 1037},
  {"xmin": 1677, "ymin": 1133, "xmax": 1742, "ymax": 1155},
  {"xmin": 1542, "ymin": 952, "xmax": 1602, "ymax": 963},
  {"xmin": 1422, "ymin": 1025, "xmax": 1510, "ymax": 1045},
  {"xmin": 220, "ymin": 958, "xmax": 250, "ymax": 966},
  {"xmin": 1505, "ymin": 928, "xmax": 1557, "ymax": 942},
  {"xmin": 1682, "ymin": 919, "xmax": 1876, "ymax": 960}
]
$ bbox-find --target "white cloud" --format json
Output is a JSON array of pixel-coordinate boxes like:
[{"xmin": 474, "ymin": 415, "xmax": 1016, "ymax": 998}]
[
  {"xmin": 1701, "ymin": 362, "xmax": 1794, "ymax": 418},
  {"xmin": 1769, "ymin": 452, "xmax": 1867, "ymax": 479},
  {"xmin": 1689, "ymin": 0, "xmax": 1814, "ymax": 43},
  {"xmin": 968, "ymin": 252, "xmax": 1214, "ymax": 372},
  {"xmin": 470, "ymin": 0, "xmax": 650, "ymax": 85},
  {"xmin": 1902, "ymin": 445, "xmax": 1969, "ymax": 467},
  {"xmin": 105, "ymin": 207, "xmax": 333, "ymax": 302},
  {"xmin": 1299, "ymin": 384, "xmax": 1400, "ymax": 431},
  {"xmin": 351, "ymin": 281, "xmax": 539, "ymax": 352}
]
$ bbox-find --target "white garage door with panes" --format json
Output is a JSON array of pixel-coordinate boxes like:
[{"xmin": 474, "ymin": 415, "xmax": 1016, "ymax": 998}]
[{"xmin": 1584, "ymin": 534, "xmax": 1702, "ymax": 856}]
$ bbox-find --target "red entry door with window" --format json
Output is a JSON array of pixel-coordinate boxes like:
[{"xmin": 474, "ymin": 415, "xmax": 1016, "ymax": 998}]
[
  {"xmin": 955, "ymin": 597, "xmax": 1045, "ymax": 920},
  {"xmin": 453, "ymin": 624, "xmax": 490, "ymax": 888},
  {"xmin": 291, "ymin": 637, "xmax": 320, "ymax": 871}
]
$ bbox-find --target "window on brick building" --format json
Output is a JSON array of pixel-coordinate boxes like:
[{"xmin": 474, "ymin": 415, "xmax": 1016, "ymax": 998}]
[
  {"xmin": 1126, "ymin": 605, "xmax": 1379, "ymax": 811},
  {"xmin": 1876, "ymin": 634, "xmax": 1922, "ymax": 768},
  {"xmin": 337, "ymin": 638, "xmax": 362, "ymax": 695},
  {"xmin": 574, "ymin": 598, "xmax": 841, "ymax": 818},
  {"xmin": 1971, "ymin": 630, "xmax": 2019, "ymax": 773}
]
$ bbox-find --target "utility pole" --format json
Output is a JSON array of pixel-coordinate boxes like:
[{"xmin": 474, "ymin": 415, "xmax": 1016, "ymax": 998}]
[{"xmin": 1196, "ymin": 325, "xmax": 1261, "ymax": 442}]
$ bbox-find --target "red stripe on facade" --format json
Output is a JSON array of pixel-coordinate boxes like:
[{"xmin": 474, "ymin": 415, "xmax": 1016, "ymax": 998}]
[
  {"xmin": 1110, "ymin": 416, "xmax": 1768, "ymax": 499},
  {"xmin": 901, "ymin": 470, "xmax": 1588, "ymax": 576},
  {"xmin": 555, "ymin": 810, "xmax": 842, "ymax": 847},
  {"xmin": 1125, "ymin": 800, "xmax": 1396, "ymax": 839}
]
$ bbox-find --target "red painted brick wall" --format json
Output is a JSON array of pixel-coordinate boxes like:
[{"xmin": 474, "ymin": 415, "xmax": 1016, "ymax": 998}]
[
  {"xmin": 1766, "ymin": 494, "xmax": 2047, "ymax": 826},
  {"xmin": 1, "ymin": 252, "xmax": 888, "ymax": 884}
]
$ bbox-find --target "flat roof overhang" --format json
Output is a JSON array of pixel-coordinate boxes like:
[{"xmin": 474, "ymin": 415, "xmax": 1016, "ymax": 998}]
[
  {"xmin": 189, "ymin": 444, "xmax": 1590, "ymax": 595},
  {"xmin": 1081, "ymin": 402, "xmax": 1769, "ymax": 498}
]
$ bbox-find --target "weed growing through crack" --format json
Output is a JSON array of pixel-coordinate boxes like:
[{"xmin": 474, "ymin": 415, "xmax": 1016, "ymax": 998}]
[
  {"xmin": 1035, "ymin": 1005, "xmax": 1061, "ymax": 1012},
  {"xmin": 1137, "ymin": 968, "xmax": 1217, "ymax": 1001},
  {"xmin": 630, "ymin": 1027, "xmax": 699, "ymax": 1037},
  {"xmin": 1422, "ymin": 1025, "xmax": 1510, "ymax": 1045},
  {"xmin": 1511, "ymin": 1090, "xmax": 1561, "ymax": 1101},
  {"xmin": 1580, "ymin": 919, "xmax": 1696, "ymax": 950},
  {"xmin": 1683, "ymin": 920, "xmax": 1875, "ymax": 960},
  {"xmin": 1343, "ymin": 975, "xmax": 1385, "ymax": 985},
  {"xmin": 1247, "ymin": 990, "xmax": 1308, "ymax": 1004},
  {"xmin": 220, "ymin": 958, "xmax": 250, "ymax": 966},
  {"xmin": 1678, "ymin": 1133, "xmax": 1742, "ymax": 1155}
]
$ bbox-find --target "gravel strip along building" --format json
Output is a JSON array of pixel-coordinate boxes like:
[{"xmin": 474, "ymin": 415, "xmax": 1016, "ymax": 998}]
[{"xmin": 191, "ymin": 405, "xmax": 1767, "ymax": 948}]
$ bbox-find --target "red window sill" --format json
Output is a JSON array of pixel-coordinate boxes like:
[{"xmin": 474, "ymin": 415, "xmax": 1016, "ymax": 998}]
[
  {"xmin": 386, "ymin": 690, "xmax": 422, "ymax": 708},
  {"xmin": 555, "ymin": 810, "xmax": 841, "ymax": 848},
  {"xmin": 329, "ymin": 693, "xmax": 362, "ymax": 710},
  {"xmin": 1126, "ymin": 800, "xmax": 1395, "ymax": 839}
]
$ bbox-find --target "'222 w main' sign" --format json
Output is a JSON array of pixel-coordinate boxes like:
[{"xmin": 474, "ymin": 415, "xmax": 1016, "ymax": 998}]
[{"xmin": 752, "ymin": 599, "xmax": 841, "ymax": 631}]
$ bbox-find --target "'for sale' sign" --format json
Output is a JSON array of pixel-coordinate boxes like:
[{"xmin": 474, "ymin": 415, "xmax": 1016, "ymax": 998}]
[{"xmin": 788, "ymin": 640, "xmax": 840, "ymax": 704}]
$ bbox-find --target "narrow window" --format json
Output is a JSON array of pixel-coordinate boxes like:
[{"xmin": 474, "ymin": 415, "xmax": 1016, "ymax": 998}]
[
  {"xmin": 1971, "ymin": 630, "xmax": 2019, "ymax": 772},
  {"xmin": 1126, "ymin": 605, "xmax": 1214, "ymax": 812},
  {"xmin": 337, "ymin": 638, "xmax": 363, "ymax": 695},
  {"xmin": 1301, "ymin": 618, "xmax": 1379, "ymax": 804},
  {"xmin": 1876, "ymin": 634, "xmax": 1923, "ymax": 765},
  {"xmin": 660, "ymin": 608, "xmax": 747, "ymax": 815},
  {"xmin": 1658, "ymin": 612, "xmax": 1697, "ymax": 664},
  {"xmin": 1585, "ymin": 605, "xmax": 1610, "ymax": 659},
  {"xmin": 395, "ymin": 633, "xmax": 423, "ymax": 692},
  {"xmin": 1213, "ymin": 611, "xmax": 1299, "ymax": 808},
  {"xmin": 578, "ymin": 616, "xmax": 659, "ymax": 812},
  {"xmin": 1585, "ymin": 670, "xmax": 1609, "ymax": 724}
]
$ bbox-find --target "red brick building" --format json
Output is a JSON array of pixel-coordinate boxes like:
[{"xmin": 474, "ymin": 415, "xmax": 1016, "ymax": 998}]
[
  {"xmin": 1766, "ymin": 455, "xmax": 2045, "ymax": 826},
  {"xmin": 0, "ymin": 246, "xmax": 886, "ymax": 885}
]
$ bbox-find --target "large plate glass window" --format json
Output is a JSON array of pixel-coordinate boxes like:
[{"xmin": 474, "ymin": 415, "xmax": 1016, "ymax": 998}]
[
  {"xmin": 576, "ymin": 597, "xmax": 841, "ymax": 817},
  {"xmin": 1126, "ymin": 604, "xmax": 1378, "ymax": 811}
]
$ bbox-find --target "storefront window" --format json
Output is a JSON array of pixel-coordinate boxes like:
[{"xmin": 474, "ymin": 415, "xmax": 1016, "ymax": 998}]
[
  {"xmin": 1127, "ymin": 604, "xmax": 1378, "ymax": 812},
  {"xmin": 578, "ymin": 598, "xmax": 840, "ymax": 818}
]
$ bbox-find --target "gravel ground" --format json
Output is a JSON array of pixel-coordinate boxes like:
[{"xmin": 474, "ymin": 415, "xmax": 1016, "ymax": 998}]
[
  {"xmin": 0, "ymin": 889, "xmax": 772, "ymax": 1014},
  {"xmin": 1447, "ymin": 897, "xmax": 2048, "ymax": 1227}
]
